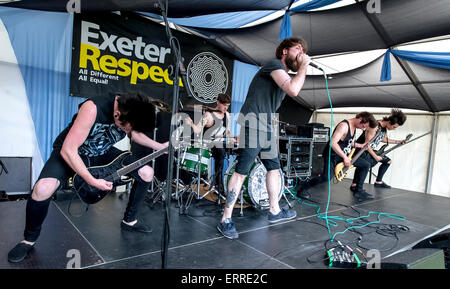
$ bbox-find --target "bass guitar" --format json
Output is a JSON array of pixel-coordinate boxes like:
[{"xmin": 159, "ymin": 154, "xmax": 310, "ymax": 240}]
[
  {"xmin": 334, "ymin": 129, "xmax": 383, "ymax": 182},
  {"xmin": 72, "ymin": 146, "xmax": 168, "ymax": 204}
]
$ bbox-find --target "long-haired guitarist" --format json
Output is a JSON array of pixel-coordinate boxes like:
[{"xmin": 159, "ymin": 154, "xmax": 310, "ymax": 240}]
[
  {"xmin": 330, "ymin": 112, "xmax": 377, "ymax": 200},
  {"xmin": 350, "ymin": 109, "xmax": 407, "ymax": 191},
  {"xmin": 8, "ymin": 92, "xmax": 168, "ymax": 263}
]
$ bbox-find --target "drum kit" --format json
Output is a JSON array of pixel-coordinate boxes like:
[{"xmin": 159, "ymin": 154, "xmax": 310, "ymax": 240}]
[{"xmin": 146, "ymin": 102, "xmax": 296, "ymax": 216}]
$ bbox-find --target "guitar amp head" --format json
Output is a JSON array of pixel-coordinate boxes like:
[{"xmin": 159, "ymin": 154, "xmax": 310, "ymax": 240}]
[
  {"xmin": 298, "ymin": 124, "xmax": 330, "ymax": 143},
  {"xmin": 312, "ymin": 128, "xmax": 330, "ymax": 143}
]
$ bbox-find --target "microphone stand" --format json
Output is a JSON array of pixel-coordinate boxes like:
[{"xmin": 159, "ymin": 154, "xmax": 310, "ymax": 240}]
[{"xmin": 157, "ymin": 0, "xmax": 181, "ymax": 269}]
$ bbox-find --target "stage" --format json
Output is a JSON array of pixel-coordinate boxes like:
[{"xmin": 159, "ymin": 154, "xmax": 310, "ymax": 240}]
[{"xmin": 1, "ymin": 179, "xmax": 449, "ymax": 269}]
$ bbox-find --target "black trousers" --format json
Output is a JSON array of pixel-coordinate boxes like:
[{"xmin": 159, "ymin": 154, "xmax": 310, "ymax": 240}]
[
  {"xmin": 211, "ymin": 147, "xmax": 226, "ymax": 194},
  {"xmin": 24, "ymin": 143, "xmax": 151, "ymax": 242},
  {"xmin": 349, "ymin": 154, "xmax": 373, "ymax": 191},
  {"xmin": 358, "ymin": 151, "xmax": 391, "ymax": 183}
]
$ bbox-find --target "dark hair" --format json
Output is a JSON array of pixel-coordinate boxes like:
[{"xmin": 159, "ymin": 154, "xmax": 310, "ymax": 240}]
[
  {"xmin": 356, "ymin": 111, "xmax": 377, "ymax": 128},
  {"xmin": 383, "ymin": 108, "xmax": 407, "ymax": 126},
  {"xmin": 116, "ymin": 92, "xmax": 156, "ymax": 133},
  {"xmin": 275, "ymin": 37, "xmax": 308, "ymax": 59},
  {"xmin": 217, "ymin": 93, "xmax": 231, "ymax": 104}
]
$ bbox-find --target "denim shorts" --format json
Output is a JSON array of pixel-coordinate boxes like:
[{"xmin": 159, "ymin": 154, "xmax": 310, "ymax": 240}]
[{"xmin": 234, "ymin": 126, "xmax": 280, "ymax": 175}]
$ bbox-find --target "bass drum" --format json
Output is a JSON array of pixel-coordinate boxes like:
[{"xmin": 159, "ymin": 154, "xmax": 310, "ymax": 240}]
[{"xmin": 223, "ymin": 159, "xmax": 284, "ymax": 209}]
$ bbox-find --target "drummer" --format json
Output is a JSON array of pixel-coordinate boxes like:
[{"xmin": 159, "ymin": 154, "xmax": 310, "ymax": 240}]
[{"xmin": 184, "ymin": 93, "xmax": 237, "ymax": 196}]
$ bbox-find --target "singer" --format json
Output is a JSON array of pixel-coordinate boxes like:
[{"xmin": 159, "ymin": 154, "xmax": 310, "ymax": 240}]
[{"xmin": 217, "ymin": 37, "xmax": 311, "ymax": 239}]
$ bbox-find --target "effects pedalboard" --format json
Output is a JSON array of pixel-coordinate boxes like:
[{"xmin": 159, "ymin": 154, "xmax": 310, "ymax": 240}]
[{"xmin": 325, "ymin": 242, "xmax": 363, "ymax": 268}]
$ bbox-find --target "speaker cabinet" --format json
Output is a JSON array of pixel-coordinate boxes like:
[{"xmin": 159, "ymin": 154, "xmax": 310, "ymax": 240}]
[
  {"xmin": 412, "ymin": 232, "xmax": 450, "ymax": 269},
  {"xmin": 380, "ymin": 248, "xmax": 446, "ymax": 269},
  {"xmin": 0, "ymin": 157, "xmax": 32, "ymax": 195}
]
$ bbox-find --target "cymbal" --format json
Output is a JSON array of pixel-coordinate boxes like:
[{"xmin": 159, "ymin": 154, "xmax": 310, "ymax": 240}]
[
  {"xmin": 185, "ymin": 104, "xmax": 219, "ymax": 112},
  {"xmin": 149, "ymin": 98, "xmax": 171, "ymax": 113}
]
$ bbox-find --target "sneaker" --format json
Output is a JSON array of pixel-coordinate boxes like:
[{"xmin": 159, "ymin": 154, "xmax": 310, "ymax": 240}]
[
  {"xmin": 268, "ymin": 208, "xmax": 297, "ymax": 223},
  {"xmin": 8, "ymin": 242, "xmax": 34, "ymax": 263},
  {"xmin": 217, "ymin": 218, "xmax": 239, "ymax": 239},
  {"xmin": 374, "ymin": 182, "xmax": 391, "ymax": 189},
  {"xmin": 121, "ymin": 220, "xmax": 153, "ymax": 233},
  {"xmin": 349, "ymin": 185, "xmax": 358, "ymax": 192},
  {"xmin": 353, "ymin": 190, "xmax": 375, "ymax": 201}
]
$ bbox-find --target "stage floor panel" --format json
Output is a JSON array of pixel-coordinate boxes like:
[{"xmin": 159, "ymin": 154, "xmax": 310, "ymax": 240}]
[{"xmin": 0, "ymin": 179, "xmax": 449, "ymax": 269}]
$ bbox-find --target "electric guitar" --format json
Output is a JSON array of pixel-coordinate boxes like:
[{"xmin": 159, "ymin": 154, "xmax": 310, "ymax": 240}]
[
  {"xmin": 375, "ymin": 132, "xmax": 432, "ymax": 157},
  {"xmin": 334, "ymin": 129, "xmax": 383, "ymax": 182},
  {"xmin": 72, "ymin": 146, "xmax": 168, "ymax": 204}
]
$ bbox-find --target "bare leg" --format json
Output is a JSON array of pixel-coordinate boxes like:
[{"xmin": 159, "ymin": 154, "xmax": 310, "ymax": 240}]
[
  {"xmin": 221, "ymin": 172, "xmax": 246, "ymax": 222},
  {"xmin": 266, "ymin": 169, "xmax": 281, "ymax": 215}
]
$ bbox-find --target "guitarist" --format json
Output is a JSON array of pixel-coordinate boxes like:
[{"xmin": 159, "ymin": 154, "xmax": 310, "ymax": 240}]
[
  {"xmin": 330, "ymin": 112, "xmax": 377, "ymax": 200},
  {"xmin": 350, "ymin": 109, "xmax": 407, "ymax": 191},
  {"xmin": 8, "ymin": 92, "xmax": 168, "ymax": 263}
]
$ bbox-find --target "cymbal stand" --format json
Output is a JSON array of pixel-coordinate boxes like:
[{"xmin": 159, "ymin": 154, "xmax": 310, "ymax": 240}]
[
  {"xmin": 180, "ymin": 126, "xmax": 224, "ymax": 214},
  {"xmin": 180, "ymin": 120, "xmax": 205, "ymax": 214},
  {"xmin": 282, "ymin": 183, "xmax": 296, "ymax": 209}
]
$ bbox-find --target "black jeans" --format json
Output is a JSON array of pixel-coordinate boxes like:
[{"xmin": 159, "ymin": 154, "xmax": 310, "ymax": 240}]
[
  {"xmin": 211, "ymin": 147, "xmax": 226, "ymax": 194},
  {"xmin": 350, "ymin": 155, "xmax": 372, "ymax": 192},
  {"xmin": 24, "ymin": 144, "xmax": 151, "ymax": 242},
  {"xmin": 361, "ymin": 151, "xmax": 391, "ymax": 183}
]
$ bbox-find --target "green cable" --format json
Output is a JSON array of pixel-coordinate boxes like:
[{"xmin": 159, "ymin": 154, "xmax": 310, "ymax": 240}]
[
  {"xmin": 324, "ymin": 73, "xmax": 333, "ymax": 241},
  {"xmin": 301, "ymin": 73, "xmax": 406, "ymax": 242}
]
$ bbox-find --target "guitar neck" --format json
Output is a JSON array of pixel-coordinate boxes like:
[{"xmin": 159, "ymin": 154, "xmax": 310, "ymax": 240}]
[
  {"xmin": 379, "ymin": 143, "xmax": 403, "ymax": 156},
  {"xmin": 350, "ymin": 148, "xmax": 366, "ymax": 165},
  {"xmin": 379, "ymin": 132, "xmax": 426, "ymax": 156},
  {"xmin": 116, "ymin": 146, "xmax": 168, "ymax": 177}
]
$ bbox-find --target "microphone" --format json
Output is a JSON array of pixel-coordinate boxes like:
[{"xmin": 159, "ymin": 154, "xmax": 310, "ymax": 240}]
[
  {"xmin": 309, "ymin": 61, "xmax": 324, "ymax": 71},
  {"xmin": 0, "ymin": 160, "xmax": 8, "ymax": 174}
]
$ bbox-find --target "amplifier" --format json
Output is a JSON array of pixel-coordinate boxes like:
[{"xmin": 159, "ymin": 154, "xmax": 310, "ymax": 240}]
[
  {"xmin": 298, "ymin": 124, "xmax": 330, "ymax": 143},
  {"xmin": 279, "ymin": 137, "xmax": 312, "ymax": 178}
]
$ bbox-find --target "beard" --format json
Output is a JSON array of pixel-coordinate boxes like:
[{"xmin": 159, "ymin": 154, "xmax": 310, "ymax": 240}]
[{"xmin": 285, "ymin": 55, "xmax": 301, "ymax": 72}]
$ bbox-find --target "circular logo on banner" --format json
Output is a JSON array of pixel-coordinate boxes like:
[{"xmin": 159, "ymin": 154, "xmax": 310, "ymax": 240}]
[{"xmin": 186, "ymin": 52, "xmax": 229, "ymax": 103}]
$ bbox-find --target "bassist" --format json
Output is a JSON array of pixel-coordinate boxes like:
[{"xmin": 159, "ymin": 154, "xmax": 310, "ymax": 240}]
[
  {"xmin": 8, "ymin": 92, "xmax": 168, "ymax": 263},
  {"xmin": 330, "ymin": 112, "xmax": 377, "ymax": 200}
]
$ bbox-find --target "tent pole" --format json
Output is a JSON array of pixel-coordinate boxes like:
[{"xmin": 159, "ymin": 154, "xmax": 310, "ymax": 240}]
[{"xmin": 425, "ymin": 113, "xmax": 439, "ymax": 194}]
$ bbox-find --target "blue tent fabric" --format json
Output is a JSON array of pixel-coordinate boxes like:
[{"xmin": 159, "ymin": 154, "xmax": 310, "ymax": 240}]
[
  {"xmin": 290, "ymin": 0, "xmax": 342, "ymax": 12},
  {"xmin": 278, "ymin": 0, "xmax": 343, "ymax": 40},
  {"xmin": 381, "ymin": 49, "xmax": 450, "ymax": 82},
  {"xmin": 278, "ymin": 12, "xmax": 293, "ymax": 40},
  {"xmin": 221, "ymin": 59, "xmax": 259, "ymax": 176},
  {"xmin": 0, "ymin": 7, "xmax": 84, "ymax": 161},
  {"xmin": 140, "ymin": 10, "xmax": 275, "ymax": 29}
]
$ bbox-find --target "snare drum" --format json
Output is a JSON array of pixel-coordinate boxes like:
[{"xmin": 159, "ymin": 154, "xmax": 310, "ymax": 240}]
[
  {"xmin": 181, "ymin": 146, "xmax": 211, "ymax": 175},
  {"xmin": 223, "ymin": 159, "xmax": 284, "ymax": 209}
]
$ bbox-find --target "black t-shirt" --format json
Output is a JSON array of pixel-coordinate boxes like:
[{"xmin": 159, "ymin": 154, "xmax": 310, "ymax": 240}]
[
  {"xmin": 238, "ymin": 59, "xmax": 286, "ymax": 132},
  {"xmin": 331, "ymin": 120, "xmax": 355, "ymax": 157},
  {"xmin": 53, "ymin": 95, "xmax": 126, "ymax": 157}
]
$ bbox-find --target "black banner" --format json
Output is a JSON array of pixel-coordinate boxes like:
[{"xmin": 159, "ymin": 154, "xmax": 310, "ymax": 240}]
[{"xmin": 70, "ymin": 12, "xmax": 234, "ymax": 105}]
